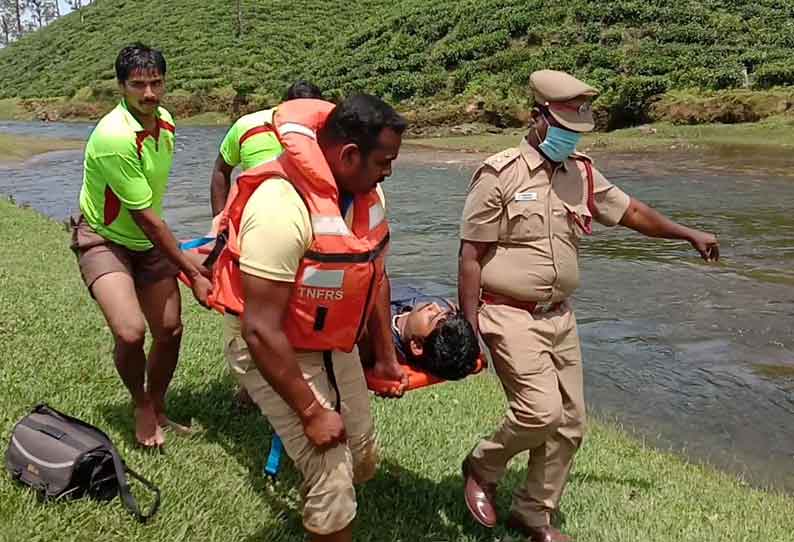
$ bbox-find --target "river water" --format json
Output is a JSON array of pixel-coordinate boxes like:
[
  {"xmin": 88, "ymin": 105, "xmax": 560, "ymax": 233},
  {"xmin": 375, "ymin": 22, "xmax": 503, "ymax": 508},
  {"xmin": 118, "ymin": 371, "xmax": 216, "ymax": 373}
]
[{"xmin": 1, "ymin": 121, "xmax": 793, "ymax": 492}]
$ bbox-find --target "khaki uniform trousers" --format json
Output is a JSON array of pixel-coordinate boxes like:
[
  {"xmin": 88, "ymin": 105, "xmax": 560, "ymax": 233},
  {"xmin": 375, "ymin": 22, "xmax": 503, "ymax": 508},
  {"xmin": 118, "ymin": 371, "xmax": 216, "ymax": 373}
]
[
  {"xmin": 224, "ymin": 333, "xmax": 378, "ymax": 535},
  {"xmin": 469, "ymin": 301, "xmax": 585, "ymax": 527}
]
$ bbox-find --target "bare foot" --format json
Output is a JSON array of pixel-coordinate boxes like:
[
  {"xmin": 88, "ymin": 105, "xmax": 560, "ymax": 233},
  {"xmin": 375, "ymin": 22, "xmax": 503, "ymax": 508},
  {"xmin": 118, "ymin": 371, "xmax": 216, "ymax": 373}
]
[
  {"xmin": 153, "ymin": 411, "xmax": 194, "ymax": 436},
  {"xmin": 134, "ymin": 402, "xmax": 165, "ymax": 448},
  {"xmin": 150, "ymin": 395, "xmax": 192, "ymax": 435},
  {"xmin": 371, "ymin": 360, "xmax": 408, "ymax": 397}
]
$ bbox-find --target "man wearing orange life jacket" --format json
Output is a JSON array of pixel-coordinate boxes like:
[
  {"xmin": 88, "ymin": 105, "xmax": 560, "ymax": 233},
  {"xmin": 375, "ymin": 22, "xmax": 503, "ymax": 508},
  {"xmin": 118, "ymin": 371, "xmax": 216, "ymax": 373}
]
[
  {"xmin": 215, "ymin": 95, "xmax": 407, "ymax": 541},
  {"xmin": 209, "ymin": 80, "xmax": 325, "ymax": 407}
]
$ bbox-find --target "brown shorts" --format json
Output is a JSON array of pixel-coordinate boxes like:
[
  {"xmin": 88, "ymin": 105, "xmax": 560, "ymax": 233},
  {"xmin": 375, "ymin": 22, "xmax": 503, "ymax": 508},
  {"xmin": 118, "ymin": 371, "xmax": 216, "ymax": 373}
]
[{"xmin": 70, "ymin": 214, "xmax": 179, "ymax": 291}]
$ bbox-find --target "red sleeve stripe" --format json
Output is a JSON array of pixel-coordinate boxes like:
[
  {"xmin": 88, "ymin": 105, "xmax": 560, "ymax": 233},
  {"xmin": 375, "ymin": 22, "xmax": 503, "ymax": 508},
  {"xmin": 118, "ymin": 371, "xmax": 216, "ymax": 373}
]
[{"xmin": 239, "ymin": 125, "xmax": 275, "ymax": 146}]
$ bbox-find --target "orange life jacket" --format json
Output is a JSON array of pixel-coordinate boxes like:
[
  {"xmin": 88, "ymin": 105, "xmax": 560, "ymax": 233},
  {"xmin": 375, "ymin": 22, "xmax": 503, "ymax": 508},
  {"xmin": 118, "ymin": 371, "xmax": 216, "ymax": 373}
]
[{"xmin": 208, "ymin": 99, "xmax": 390, "ymax": 352}]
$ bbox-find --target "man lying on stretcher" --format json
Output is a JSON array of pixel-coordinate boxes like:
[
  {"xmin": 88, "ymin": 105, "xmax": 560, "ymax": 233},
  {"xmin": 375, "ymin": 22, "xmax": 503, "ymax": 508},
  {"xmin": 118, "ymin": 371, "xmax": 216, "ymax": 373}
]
[
  {"xmin": 228, "ymin": 274, "xmax": 480, "ymax": 401},
  {"xmin": 180, "ymin": 247, "xmax": 480, "ymax": 390},
  {"xmin": 358, "ymin": 278, "xmax": 481, "ymax": 382}
]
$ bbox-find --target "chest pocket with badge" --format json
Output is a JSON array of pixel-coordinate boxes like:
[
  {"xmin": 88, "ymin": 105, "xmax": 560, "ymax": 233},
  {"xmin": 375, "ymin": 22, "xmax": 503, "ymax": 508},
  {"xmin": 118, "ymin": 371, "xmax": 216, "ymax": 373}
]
[
  {"xmin": 504, "ymin": 189, "xmax": 546, "ymax": 243},
  {"xmin": 480, "ymin": 149, "xmax": 548, "ymax": 244}
]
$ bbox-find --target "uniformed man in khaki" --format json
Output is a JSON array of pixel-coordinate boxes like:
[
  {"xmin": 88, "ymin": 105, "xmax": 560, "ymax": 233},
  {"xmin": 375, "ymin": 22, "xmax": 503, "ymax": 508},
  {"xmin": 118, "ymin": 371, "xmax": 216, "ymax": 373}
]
[{"xmin": 458, "ymin": 70, "xmax": 719, "ymax": 542}]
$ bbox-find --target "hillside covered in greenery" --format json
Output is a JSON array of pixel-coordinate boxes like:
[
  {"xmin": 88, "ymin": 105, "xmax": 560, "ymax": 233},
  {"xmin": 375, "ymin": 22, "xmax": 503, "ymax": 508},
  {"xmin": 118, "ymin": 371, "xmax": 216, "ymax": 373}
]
[{"xmin": 1, "ymin": 0, "xmax": 794, "ymax": 129}]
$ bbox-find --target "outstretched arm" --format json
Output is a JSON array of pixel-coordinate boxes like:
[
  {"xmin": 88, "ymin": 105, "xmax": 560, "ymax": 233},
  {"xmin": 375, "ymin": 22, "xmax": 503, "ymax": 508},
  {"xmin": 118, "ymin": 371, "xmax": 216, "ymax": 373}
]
[
  {"xmin": 619, "ymin": 197, "xmax": 719, "ymax": 262},
  {"xmin": 132, "ymin": 208, "xmax": 212, "ymax": 306}
]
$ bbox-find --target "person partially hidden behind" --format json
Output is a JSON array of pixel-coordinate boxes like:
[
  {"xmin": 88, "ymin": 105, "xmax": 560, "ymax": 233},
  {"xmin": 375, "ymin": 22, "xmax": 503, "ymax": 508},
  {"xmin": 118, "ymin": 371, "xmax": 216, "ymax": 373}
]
[{"xmin": 359, "ymin": 279, "xmax": 480, "ymax": 381}]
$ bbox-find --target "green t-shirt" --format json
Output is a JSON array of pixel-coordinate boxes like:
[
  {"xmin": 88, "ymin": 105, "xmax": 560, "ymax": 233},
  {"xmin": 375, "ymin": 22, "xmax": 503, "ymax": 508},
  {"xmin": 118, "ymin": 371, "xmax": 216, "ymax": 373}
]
[
  {"xmin": 219, "ymin": 108, "xmax": 282, "ymax": 171},
  {"xmin": 78, "ymin": 100, "xmax": 175, "ymax": 251}
]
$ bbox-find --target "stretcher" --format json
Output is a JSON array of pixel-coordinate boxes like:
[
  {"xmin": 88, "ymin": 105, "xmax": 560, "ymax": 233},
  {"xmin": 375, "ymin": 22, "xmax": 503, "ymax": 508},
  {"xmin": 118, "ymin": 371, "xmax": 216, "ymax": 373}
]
[
  {"xmin": 178, "ymin": 236, "xmax": 487, "ymax": 476},
  {"xmin": 363, "ymin": 354, "xmax": 487, "ymax": 395}
]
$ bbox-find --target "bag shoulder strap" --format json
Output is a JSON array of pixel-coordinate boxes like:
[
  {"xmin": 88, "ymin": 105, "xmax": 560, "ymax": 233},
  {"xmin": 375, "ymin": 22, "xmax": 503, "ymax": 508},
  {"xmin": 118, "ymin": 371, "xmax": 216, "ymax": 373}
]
[
  {"xmin": 106, "ymin": 442, "xmax": 160, "ymax": 523},
  {"xmin": 34, "ymin": 405, "xmax": 160, "ymax": 523}
]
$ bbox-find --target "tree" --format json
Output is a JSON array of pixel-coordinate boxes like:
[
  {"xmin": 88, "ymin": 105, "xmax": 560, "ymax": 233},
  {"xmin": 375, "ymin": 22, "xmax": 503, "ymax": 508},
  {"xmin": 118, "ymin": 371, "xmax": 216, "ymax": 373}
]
[
  {"xmin": 25, "ymin": 0, "xmax": 57, "ymax": 29},
  {"xmin": 0, "ymin": 0, "xmax": 21, "ymax": 42},
  {"xmin": 12, "ymin": 0, "xmax": 22, "ymax": 36},
  {"xmin": 0, "ymin": 10, "xmax": 10, "ymax": 46},
  {"xmin": 71, "ymin": 0, "xmax": 98, "ymax": 20},
  {"xmin": 70, "ymin": 0, "xmax": 85, "ymax": 23}
]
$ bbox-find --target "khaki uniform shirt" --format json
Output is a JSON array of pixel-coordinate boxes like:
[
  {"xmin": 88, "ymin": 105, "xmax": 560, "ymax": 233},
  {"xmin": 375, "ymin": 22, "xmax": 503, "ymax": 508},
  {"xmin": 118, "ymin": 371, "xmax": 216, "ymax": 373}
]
[{"xmin": 460, "ymin": 139, "xmax": 630, "ymax": 303}]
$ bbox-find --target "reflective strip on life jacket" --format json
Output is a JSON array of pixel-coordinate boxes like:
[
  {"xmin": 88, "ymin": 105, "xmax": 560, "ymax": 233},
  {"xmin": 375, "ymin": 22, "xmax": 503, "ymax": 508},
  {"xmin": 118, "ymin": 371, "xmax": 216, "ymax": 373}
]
[
  {"xmin": 301, "ymin": 267, "xmax": 345, "ymax": 288},
  {"xmin": 312, "ymin": 216, "xmax": 352, "ymax": 236},
  {"xmin": 369, "ymin": 202, "xmax": 385, "ymax": 229},
  {"xmin": 279, "ymin": 123, "xmax": 316, "ymax": 139}
]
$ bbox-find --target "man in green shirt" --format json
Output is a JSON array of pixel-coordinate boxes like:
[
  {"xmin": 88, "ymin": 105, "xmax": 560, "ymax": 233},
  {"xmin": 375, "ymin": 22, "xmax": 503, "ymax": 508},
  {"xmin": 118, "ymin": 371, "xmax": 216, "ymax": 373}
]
[
  {"xmin": 209, "ymin": 80, "xmax": 324, "ymax": 216},
  {"xmin": 70, "ymin": 43, "xmax": 212, "ymax": 448}
]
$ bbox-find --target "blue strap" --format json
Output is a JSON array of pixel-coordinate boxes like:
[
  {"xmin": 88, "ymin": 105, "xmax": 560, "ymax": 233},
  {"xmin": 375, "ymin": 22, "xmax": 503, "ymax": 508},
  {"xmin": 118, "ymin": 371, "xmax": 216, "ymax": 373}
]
[
  {"xmin": 339, "ymin": 191, "xmax": 354, "ymax": 217},
  {"xmin": 179, "ymin": 236, "xmax": 215, "ymax": 251},
  {"xmin": 264, "ymin": 434, "xmax": 284, "ymax": 478}
]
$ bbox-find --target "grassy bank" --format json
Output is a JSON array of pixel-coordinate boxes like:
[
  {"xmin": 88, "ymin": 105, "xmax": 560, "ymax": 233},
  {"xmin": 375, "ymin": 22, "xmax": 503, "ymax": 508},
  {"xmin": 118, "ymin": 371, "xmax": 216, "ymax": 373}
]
[
  {"xmin": 0, "ymin": 133, "xmax": 83, "ymax": 163},
  {"xmin": 8, "ymin": 86, "xmax": 794, "ymax": 132},
  {"xmin": 1, "ymin": 199, "xmax": 793, "ymax": 541},
  {"xmin": 0, "ymin": 97, "xmax": 232, "ymax": 126},
  {"xmin": 410, "ymin": 117, "xmax": 794, "ymax": 154},
  {"xmin": 0, "ymin": 99, "xmax": 32, "ymax": 121},
  {"xmin": 7, "ymin": 91, "xmax": 794, "ymax": 157},
  {"xmin": 3, "ymin": 109, "xmax": 794, "ymax": 164}
]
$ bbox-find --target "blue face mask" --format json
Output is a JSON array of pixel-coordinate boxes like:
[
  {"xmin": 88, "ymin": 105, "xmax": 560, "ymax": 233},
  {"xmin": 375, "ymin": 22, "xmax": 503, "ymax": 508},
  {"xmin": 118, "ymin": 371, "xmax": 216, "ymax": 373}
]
[{"xmin": 538, "ymin": 125, "xmax": 581, "ymax": 163}]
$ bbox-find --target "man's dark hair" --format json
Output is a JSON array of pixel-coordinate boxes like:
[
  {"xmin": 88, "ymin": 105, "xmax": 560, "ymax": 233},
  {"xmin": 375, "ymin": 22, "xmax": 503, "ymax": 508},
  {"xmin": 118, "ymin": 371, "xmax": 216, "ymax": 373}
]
[
  {"xmin": 285, "ymin": 80, "xmax": 324, "ymax": 101},
  {"xmin": 319, "ymin": 93, "xmax": 407, "ymax": 157},
  {"xmin": 409, "ymin": 312, "xmax": 480, "ymax": 381},
  {"xmin": 115, "ymin": 43, "xmax": 166, "ymax": 83}
]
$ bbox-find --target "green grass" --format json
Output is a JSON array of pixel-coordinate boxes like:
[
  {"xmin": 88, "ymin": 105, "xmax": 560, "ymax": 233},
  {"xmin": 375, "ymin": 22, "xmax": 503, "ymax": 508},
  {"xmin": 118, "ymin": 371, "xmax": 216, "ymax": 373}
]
[
  {"xmin": 0, "ymin": 132, "xmax": 83, "ymax": 163},
  {"xmin": 0, "ymin": 99, "xmax": 32, "ymax": 121},
  {"xmin": 1, "ymin": 199, "xmax": 793, "ymax": 541},
  {"xmin": 4, "ymin": 1, "xmax": 794, "ymax": 128}
]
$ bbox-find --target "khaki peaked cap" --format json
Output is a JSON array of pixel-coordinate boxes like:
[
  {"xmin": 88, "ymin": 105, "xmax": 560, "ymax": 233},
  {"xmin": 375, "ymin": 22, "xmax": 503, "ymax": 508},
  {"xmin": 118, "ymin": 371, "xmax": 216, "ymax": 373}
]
[{"xmin": 529, "ymin": 69, "xmax": 599, "ymax": 132}]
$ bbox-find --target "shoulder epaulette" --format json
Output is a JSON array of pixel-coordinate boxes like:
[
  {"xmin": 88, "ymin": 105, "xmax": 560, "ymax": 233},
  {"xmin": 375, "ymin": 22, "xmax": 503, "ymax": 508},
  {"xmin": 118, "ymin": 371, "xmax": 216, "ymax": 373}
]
[
  {"xmin": 571, "ymin": 151, "xmax": 592, "ymax": 163},
  {"xmin": 482, "ymin": 148, "xmax": 521, "ymax": 173}
]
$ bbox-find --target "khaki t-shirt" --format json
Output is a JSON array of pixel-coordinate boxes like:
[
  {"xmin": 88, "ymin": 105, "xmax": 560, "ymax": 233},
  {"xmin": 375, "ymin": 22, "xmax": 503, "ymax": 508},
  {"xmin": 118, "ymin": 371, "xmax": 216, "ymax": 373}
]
[{"xmin": 460, "ymin": 139, "xmax": 630, "ymax": 302}]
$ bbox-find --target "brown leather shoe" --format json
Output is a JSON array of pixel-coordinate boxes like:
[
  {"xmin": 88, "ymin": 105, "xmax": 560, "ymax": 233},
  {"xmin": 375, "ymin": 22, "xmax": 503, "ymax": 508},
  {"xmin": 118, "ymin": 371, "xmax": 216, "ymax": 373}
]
[
  {"xmin": 461, "ymin": 457, "xmax": 497, "ymax": 528},
  {"xmin": 506, "ymin": 514, "xmax": 572, "ymax": 542}
]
